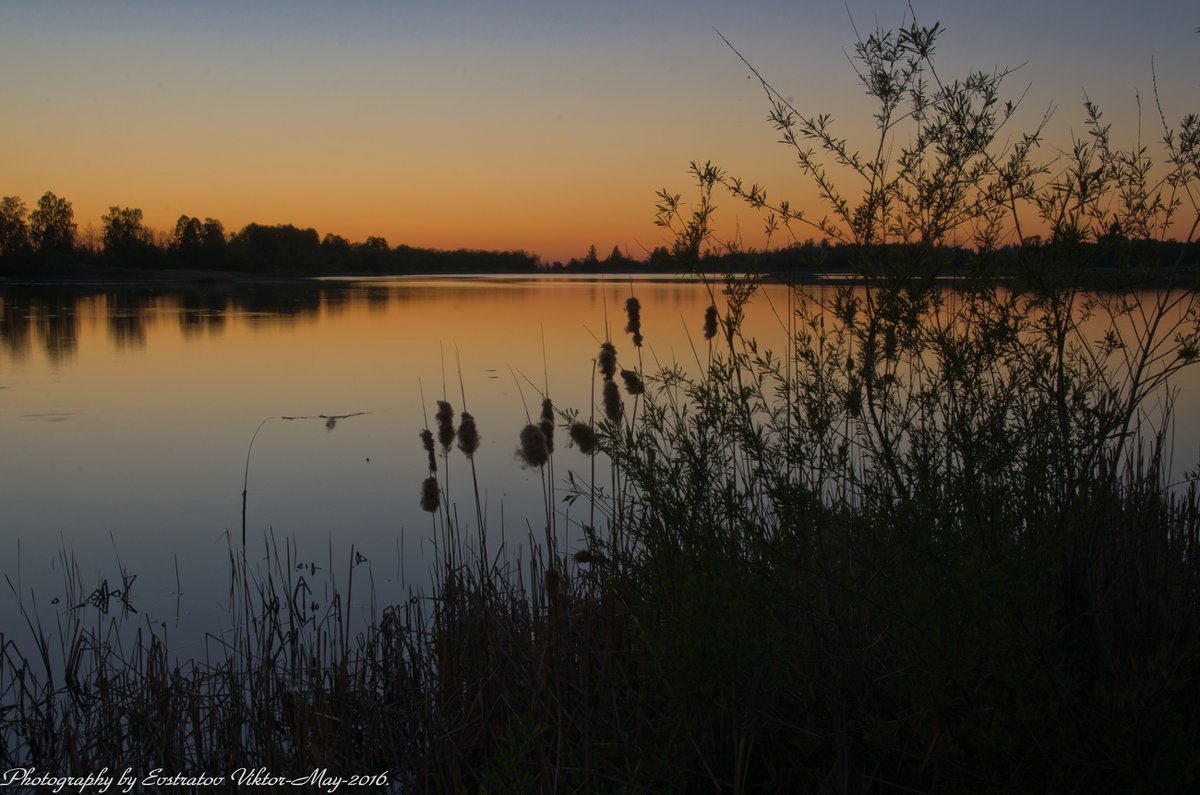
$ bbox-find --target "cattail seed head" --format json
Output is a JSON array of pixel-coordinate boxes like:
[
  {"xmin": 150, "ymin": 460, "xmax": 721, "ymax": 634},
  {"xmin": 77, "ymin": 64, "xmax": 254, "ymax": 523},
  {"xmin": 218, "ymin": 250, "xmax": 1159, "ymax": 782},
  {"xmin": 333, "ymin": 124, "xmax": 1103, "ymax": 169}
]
[
  {"xmin": 603, "ymin": 379, "xmax": 622, "ymax": 421},
  {"xmin": 703, "ymin": 304, "xmax": 719, "ymax": 340},
  {"xmin": 568, "ymin": 421, "xmax": 598, "ymax": 455},
  {"xmin": 624, "ymin": 296, "xmax": 643, "ymax": 347},
  {"xmin": 572, "ymin": 549, "xmax": 594, "ymax": 565},
  {"xmin": 538, "ymin": 420, "xmax": 554, "ymax": 454},
  {"xmin": 845, "ymin": 376, "xmax": 862, "ymax": 418},
  {"xmin": 435, "ymin": 401, "xmax": 455, "ymax": 451},
  {"xmin": 883, "ymin": 326, "xmax": 898, "ymax": 360},
  {"xmin": 419, "ymin": 429, "xmax": 437, "ymax": 471},
  {"xmin": 457, "ymin": 411, "xmax": 480, "ymax": 458},
  {"xmin": 598, "ymin": 342, "xmax": 617, "ymax": 381},
  {"xmin": 543, "ymin": 567, "xmax": 562, "ymax": 597},
  {"xmin": 420, "ymin": 476, "xmax": 440, "ymax": 512},
  {"xmin": 517, "ymin": 423, "xmax": 549, "ymax": 468},
  {"xmin": 620, "ymin": 369, "xmax": 645, "ymax": 396}
]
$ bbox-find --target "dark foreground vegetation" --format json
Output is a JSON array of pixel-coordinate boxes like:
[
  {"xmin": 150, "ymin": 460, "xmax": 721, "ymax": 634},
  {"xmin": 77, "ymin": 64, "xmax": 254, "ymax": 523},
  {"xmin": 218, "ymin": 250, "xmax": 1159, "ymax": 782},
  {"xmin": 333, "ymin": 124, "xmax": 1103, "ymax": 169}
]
[
  {"xmin": 1, "ymin": 201, "xmax": 1197, "ymax": 284},
  {"xmin": 3, "ymin": 10, "xmax": 1200, "ymax": 793},
  {"xmin": 4, "ymin": 259, "xmax": 1199, "ymax": 793}
]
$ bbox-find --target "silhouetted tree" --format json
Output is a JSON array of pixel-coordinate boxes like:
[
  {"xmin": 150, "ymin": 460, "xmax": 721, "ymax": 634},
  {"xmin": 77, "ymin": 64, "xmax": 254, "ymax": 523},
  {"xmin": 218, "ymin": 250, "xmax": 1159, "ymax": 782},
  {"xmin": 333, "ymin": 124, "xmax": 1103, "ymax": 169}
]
[
  {"xmin": 102, "ymin": 206, "xmax": 145, "ymax": 248},
  {"xmin": 200, "ymin": 218, "xmax": 227, "ymax": 265},
  {"xmin": 320, "ymin": 233, "xmax": 352, "ymax": 270},
  {"xmin": 101, "ymin": 205, "xmax": 155, "ymax": 264},
  {"xmin": 29, "ymin": 191, "xmax": 75, "ymax": 254},
  {"xmin": 201, "ymin": 218, "xmax": 225, "ymax": 246},
  {"xmin": 647, "ymin": 246, "xmax": 674, "ymax": 269},
  {"xmin": 321, "ymin": 233, "xmax": 350, "ymax": 251},
  {"xmin": 172, "ymin": 215, "xmax": 204, "ymax": 255},
  {"xmin": 167, "ymin": 215, "xmax": 227, "ymax": 267},
  {"xmin": 230, "ymin": 223, "xmax": 320, "ymax": 270},
  {"xmin": 364, "ymin": 236, "xmax": 389, "ymax": 250},
  {"xmin": 0, "ymin": 196, "xmax": 30, "ymax": 256},
  {"xmin": 605, "ymin": 244, "xmax": 639, "ymax": 269}
]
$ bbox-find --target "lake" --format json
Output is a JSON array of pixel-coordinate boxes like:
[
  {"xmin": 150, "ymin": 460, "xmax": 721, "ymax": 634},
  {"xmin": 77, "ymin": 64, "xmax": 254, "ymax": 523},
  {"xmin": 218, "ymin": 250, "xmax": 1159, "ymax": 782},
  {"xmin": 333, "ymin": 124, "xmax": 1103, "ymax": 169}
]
[
  {"xmin": 2, "ymin": 275, "xmax": 1198, "ymax": 657},
  {"xmin": 0, "ymin": 275, "xmax": 793, "ymax": 655}
]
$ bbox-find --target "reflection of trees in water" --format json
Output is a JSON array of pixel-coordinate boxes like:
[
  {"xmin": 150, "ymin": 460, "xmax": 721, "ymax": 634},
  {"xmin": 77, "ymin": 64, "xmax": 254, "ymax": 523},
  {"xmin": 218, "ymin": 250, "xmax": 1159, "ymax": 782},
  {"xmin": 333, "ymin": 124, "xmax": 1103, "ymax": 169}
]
[
  {"xmin": 389, "ymin": 281, "xmax": 544, "ymax": 305},
  {"xmin": 1, "ymin": 279, "xmax": 602, "ymax": 360},
  {"xmin": 232, "ymin": 283, "xmax": 324, "ymax": 326},
  {"xmin": 0, "ymin": 297, "xmax": 33, "ymax": 359},
  {"xmin": 321, "ymin": 285, "xmax": 354, "ymax": 318},
  {"xmin": 0, "ymin": 285, "xmax": 351, "ymax": 358},
  {"xmin": 178, "ymin": 291, "xmax": 229, "ymax": 338},
  {"xmin": 1, "ymin": 291, "xmax": 79, "ymax": 361},
  {"xmin": 105, "ymin": 291, "xmax": 155, "ymax": 349},
  {"xmin": 32, "ymin": 302, "xmax": 79, "ymax": 362},
  {"xmin": 361, "ymin": 284, "xmax": 392, "ymax": 315}
]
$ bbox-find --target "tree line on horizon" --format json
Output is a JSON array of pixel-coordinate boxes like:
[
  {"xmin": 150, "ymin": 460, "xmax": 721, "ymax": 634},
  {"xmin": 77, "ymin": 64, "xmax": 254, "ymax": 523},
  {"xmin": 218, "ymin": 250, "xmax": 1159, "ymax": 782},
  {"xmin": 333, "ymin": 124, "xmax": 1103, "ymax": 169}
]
[
  {"xmin": 0, "ymin": 191, "xmax": 547, "ymax": 277},
  {"xmin": 1, "ymin": 190, "xmax": 1196, "ymax": 280}
]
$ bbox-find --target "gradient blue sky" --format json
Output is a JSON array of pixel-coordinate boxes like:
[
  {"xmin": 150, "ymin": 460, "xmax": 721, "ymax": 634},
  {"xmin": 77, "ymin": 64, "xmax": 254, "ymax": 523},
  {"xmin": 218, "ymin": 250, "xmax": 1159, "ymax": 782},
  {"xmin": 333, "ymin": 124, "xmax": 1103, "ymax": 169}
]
[{"xmin": 1, "ymin": 1, "xmax": 1196, "ymax": 262}]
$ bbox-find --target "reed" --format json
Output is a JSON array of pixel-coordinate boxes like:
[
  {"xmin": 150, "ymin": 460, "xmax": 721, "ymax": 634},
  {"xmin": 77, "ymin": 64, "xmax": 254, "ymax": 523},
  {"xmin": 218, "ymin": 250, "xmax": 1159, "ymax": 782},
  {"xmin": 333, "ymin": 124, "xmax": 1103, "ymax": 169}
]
[
  {"xmin": 2, "ymin": 278, "xmax": 1198, "ymax": 792},
  {"xmin": 2, "ymin": 12, "xmax": 1199, "ymax": 792}
]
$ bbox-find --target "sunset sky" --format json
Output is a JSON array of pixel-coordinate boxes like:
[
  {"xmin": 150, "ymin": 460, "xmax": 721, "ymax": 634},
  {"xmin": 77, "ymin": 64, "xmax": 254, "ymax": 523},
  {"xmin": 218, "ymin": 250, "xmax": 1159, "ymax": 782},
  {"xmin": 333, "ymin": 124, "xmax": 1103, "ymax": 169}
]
[{"xmin": 1, "ymin": 0, "xmax": 1196, "ymax": 263}]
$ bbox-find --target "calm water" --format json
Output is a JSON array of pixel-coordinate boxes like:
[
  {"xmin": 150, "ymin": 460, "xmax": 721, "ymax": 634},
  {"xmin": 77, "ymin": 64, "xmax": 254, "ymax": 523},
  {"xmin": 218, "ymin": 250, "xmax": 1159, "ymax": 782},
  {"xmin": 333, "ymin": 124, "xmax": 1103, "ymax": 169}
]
[
  {"xmin": 1, "ymin": 276, "xmax": 1197, "ymax": 655},
  {"xmin": 0, "ymin": 275, "xmax": 783, "ymax": 654}
]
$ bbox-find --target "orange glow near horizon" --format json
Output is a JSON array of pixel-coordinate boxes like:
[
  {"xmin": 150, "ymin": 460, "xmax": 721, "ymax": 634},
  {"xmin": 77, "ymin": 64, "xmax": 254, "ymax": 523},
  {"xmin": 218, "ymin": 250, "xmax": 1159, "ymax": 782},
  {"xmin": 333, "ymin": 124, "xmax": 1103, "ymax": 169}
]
[{"xmin": 2, "ymin": 3, "xmax": 1196, "ymax": 264}]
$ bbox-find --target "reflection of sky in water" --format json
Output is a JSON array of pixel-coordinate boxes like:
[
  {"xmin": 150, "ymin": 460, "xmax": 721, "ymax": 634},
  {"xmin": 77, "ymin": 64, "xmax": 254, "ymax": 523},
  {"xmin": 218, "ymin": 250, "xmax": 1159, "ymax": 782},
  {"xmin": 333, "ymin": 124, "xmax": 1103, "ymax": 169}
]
[
  {"xmin": 0, "ymin": 277, "xmax": 763, "ymax": 656},
  {"xmin": 0, "ymin": 278, "xmax": 1198, "ymax": 658}
]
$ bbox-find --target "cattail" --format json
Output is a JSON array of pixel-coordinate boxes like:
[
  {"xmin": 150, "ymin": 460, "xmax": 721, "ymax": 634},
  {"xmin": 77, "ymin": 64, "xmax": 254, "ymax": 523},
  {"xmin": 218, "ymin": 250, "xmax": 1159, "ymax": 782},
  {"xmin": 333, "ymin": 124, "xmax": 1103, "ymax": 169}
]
[
  {"xmin": 543, "ymin": 567, "xmax": 562, "ymax": 597},
  {"xmin": 703, "ymin": 304, "xmax": 719, "ymax": 340},
  {"xmin": 883, "ymin": 325, "xmax": 898, "ymax": 360},
  {"xmin": 420, "ymin": 476, "xmax": 440, "ymax": 512},
  {"xmin": 435, "ymin": 401, "xmax": 455, "ymax": 451},
  {"xmin": 572, "ymin": 548, "xmax": 595, "ymax": 565},
  {"xmin": 457, "ymin": 411, "xmax": 480, "ymax": 458},
  {"xmin": 624, "ymin": 296, "xmax": 643, "ymax": 347},
  {"xmin": 419, "ymin": 428, "xmax": 437, "ymax": 471},
  {"xmin": 603, "ymin": 379, "xmax": 622, "ymax": 421},
  {"xmin": 620, "ymin": 368, "xmax": 645, "ymax": 396},
  {"xmin": 598, "ymin": 342, "xmax": 617, "ymax": 381},
  {"xmin": 569, "ymin": 421, "xmax": 598, "ymax": 455},
  {"xmin": 517, "ymin": 423, "xmax": 549, "ymax": 468},
  {"xmin": 845, "ymin": 376, "xmax": 862, "ymax": 418},
  {"xmin": 538, "ymin": 398, "xmax": 555, "ymax": 453}
]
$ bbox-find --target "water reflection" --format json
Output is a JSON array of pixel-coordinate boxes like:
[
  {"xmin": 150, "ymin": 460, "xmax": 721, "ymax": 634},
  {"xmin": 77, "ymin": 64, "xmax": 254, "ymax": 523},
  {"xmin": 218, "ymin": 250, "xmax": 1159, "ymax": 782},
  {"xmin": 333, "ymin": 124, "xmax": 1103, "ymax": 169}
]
[
  {"xmin": 0, "ymin": 282, "xmax": 349, "ymax": 357},
  {"xmin": 106, "ymin": 291, "xmax": 154, "ymax": 349},
  {"xmin": 32, "ymin": 301, "xmax": 79, "ymax": 362},
  {"xmin": 178, "ymin": 291, "xmax": 229, "ymax": 338},
  {"xmin": 1, "ymin": 276, "xmax": 1197, "ymax": 656},
  {"xmin": 1, "ymin": 297, "xmax": 32, "ymax": 359},
  {"xmin": 1, "ymin": 279, "xmax": 713, "ymax": 360}
]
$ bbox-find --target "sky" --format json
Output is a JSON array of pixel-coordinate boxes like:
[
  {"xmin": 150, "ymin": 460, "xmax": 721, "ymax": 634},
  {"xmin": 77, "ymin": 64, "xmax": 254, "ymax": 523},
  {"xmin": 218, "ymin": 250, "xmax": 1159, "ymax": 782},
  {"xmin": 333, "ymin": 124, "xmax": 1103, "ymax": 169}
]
[{"xmin": 1, "ymin": 0, "xmax": 1196, "ymax": 263}]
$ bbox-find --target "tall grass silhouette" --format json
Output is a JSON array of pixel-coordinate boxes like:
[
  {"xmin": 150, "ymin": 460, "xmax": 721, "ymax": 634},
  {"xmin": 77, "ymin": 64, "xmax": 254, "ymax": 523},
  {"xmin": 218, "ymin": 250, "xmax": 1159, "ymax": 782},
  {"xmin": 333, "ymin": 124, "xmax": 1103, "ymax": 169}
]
[{"xmin": 1, "ymin": 10, "xmax": 1199, "ymax": 792}]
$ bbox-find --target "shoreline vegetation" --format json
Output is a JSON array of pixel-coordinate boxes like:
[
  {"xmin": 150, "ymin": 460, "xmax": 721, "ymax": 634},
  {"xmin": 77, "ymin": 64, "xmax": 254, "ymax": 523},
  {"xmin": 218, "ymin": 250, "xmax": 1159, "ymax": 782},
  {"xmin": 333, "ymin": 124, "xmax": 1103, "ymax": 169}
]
[
  {"xmin": 4, "ymin": 262, "xmax": 1199, "ymax": 792},
  {"xmin": 1, "ymin": 228, "xmax": 1198, "ymax": 288},
  {"xmin": 3, "ymin": 10, "xmax": 1200, "ymax": 792}
]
